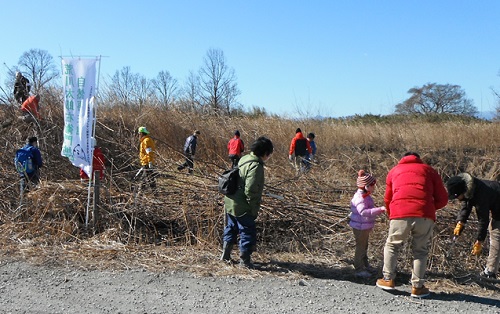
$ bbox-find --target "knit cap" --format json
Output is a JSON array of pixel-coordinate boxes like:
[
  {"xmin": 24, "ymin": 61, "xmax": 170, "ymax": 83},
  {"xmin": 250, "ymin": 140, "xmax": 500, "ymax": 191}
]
[
  {"xmin": 446, "ymin": 175, "xmax": 467, "ymax": 200},
  {"xmin": 357, "ymin": 170, "xmax": 376, "ymax": 188}
]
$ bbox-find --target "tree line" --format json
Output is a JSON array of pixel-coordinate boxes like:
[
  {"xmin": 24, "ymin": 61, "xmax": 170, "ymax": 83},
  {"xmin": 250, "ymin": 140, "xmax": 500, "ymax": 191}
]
[
  {"xmin": 2, "ymin": 48, "xmax": 499, "ymax": 119},
  {"xmin": 1, "ymin": 48, "xmax": 244, "ymax": 116}
]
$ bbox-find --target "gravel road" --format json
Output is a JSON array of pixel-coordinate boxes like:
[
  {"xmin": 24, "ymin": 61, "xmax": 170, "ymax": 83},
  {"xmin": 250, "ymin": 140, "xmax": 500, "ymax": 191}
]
[{"xmin": 0, "ymin": 261, "xmax": 499, "ymax": 313}]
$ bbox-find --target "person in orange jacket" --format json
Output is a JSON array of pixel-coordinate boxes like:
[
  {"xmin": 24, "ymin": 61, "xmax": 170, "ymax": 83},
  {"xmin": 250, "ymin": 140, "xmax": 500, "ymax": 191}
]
[
  {"xmin": 288, "ymin": 128, "xmax": 312, "ymax": 173},
  {"xmin": 20, "ymin": 94, "xmax": 41, "ymax": 122},
  {"xmin": 80, "ymin": 138, "xmax": 105, "ymax": 181},
  {"xmin": 227, "ymin": 130, "xmax": 244, "ymax": 168}
]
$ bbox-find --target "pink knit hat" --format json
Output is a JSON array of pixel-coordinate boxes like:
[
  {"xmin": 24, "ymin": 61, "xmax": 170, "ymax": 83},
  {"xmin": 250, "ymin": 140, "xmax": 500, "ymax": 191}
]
[{"xmin": 357, "ymin": 170, "xmax": 376, "ymax": 188}]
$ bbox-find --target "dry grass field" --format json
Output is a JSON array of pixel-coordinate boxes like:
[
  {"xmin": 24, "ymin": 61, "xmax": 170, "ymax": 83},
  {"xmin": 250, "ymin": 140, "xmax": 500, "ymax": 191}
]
[{"xmin": 0, "ymin": 99, "xmax": 499, "ymax": 298}]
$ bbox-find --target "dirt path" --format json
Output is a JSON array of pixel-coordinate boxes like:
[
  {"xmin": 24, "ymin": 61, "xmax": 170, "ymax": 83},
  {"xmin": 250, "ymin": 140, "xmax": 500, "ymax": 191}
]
[{"xmin": 1, "ymin": 261, "xmax": 499, "ymax": 314}]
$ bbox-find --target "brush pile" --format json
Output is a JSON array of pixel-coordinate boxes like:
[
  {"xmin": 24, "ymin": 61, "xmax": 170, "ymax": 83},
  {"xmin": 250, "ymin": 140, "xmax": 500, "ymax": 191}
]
[{"xmin": 0, "ymin": 101, "xmax": 499, "ymax": 297}]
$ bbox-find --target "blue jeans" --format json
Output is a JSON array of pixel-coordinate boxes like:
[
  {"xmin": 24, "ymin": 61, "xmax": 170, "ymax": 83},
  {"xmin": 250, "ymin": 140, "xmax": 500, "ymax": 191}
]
[{"xmin": 223, "ymin": 213, "xmax": 256, "ymax": 255}]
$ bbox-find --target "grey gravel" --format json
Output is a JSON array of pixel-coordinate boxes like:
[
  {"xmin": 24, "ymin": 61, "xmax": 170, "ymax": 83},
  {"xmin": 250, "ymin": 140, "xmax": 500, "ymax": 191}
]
[{"xmin": 0, "ymin": 261, "xmax": 499, "ymax": 313}]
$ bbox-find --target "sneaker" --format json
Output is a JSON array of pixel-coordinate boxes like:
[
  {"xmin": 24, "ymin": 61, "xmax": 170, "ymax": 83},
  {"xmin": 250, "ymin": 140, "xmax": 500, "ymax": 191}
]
[
  {"xmin": 411, "ymin": 285, "xmax": 430, "ymax": 298},
  {"xmin": 355, "ymin": 270, "xmax": 371, "ymax": 278},
  {"xmin": 480, "ymin": 270, "xmax": 497, "ymax": 279},
  {"xmin": 376, "ymin": 278, "xmax": 395, "ymax": 290}
]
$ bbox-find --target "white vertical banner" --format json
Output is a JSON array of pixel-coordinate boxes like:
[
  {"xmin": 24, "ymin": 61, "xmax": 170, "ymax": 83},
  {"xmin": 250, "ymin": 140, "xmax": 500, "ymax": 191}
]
[{"xmin": 61, "ymin": 58, "xmax": 97, "ymax": 177}]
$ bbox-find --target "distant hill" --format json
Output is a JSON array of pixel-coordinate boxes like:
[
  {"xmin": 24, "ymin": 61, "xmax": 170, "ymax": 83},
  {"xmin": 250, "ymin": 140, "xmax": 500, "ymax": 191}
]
[{"xmin": 477, "ymin": 111, "xmax": 496, "ymax": 120}]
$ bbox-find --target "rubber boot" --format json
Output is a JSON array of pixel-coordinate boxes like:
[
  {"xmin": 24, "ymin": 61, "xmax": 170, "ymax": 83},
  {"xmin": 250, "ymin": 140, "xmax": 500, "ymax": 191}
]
[
  {"xmin": 239, "ymin": 252, "xmax": 254, "ymax": 269},
  {"xmin": 220, "ymin": 242, "xmax": 233, "ymax": 261}
]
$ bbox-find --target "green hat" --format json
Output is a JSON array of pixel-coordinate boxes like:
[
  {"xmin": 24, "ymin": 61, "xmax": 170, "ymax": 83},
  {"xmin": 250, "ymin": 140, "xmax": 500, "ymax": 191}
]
[{"xmin": 138, "ymin": 126, "xmax": 149, "ymax": 134}]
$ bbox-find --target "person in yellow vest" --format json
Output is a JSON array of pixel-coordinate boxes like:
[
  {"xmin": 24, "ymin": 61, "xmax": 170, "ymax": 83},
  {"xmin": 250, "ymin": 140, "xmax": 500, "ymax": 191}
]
[{"xmin": 138, "ymin": 126, "xmax": 157, "ymax": 191}]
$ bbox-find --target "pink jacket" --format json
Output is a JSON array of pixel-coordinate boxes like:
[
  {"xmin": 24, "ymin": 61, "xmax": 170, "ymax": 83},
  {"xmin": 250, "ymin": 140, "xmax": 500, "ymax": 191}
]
[{"xmin": 349, "ymin": 189, "xmax": 385, "ymax": 230}]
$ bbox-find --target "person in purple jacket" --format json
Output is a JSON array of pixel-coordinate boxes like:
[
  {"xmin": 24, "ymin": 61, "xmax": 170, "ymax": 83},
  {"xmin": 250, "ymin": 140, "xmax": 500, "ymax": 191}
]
[{"xmin": 349, "ymin": 170, "xmax": 386, "ymax": 277}]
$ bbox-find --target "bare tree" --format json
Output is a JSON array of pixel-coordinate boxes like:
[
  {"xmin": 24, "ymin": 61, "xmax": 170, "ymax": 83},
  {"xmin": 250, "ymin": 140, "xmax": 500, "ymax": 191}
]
[
  {"xmin": 151, "ymin": 70, "xmax": 178, "ymax": 107},
  {"xmin": 100, "ymin": 66, "xmax": 155, "ymax": 108},
  {"xmin": 1, "ymin": 49, "xmax": 59, "ymax": 104},
  {"xmin": 395, "ymin": 83, "xmax": 477, "ymax": 116},
  {"xmin": 132, "ymin": 75, "xmax": 153, "ymax": 107},
  {"xmin": 198, "ymin": 48, "xmax": 240, "ymax": 114},
  {"xmin": 179, "ymin": 71, "xmax": 202, "ymax": 112},
  {"xmin": 101, "ymin": 67, "xmax": 137, "ymax": 106},
  {"xmin": 16, "ymin": 49, "xmax": 59, "ymax": 93}
]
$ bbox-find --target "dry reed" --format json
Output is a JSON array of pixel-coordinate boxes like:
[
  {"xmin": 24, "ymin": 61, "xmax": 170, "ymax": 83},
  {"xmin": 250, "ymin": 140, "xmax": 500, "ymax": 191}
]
[{"xmin": 0, "ymin": 101, "xmax": 499, "ymax": 297}]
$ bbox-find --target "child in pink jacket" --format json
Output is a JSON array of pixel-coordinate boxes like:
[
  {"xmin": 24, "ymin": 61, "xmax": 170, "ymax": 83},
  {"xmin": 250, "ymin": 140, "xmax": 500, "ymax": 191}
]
[{"xmin": 349, "ymin": 170, "xmax": 386, "ymax": 277}]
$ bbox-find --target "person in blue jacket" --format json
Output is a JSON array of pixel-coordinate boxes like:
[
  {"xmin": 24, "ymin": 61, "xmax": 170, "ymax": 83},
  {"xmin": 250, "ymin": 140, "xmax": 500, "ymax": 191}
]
[
  {"xmin": 18, "ymin": 136, "xmax": 43, "ymax": 189},
  {"xmin": 178, "ymin": 130, "xmax": 200, "ymax": 174}
]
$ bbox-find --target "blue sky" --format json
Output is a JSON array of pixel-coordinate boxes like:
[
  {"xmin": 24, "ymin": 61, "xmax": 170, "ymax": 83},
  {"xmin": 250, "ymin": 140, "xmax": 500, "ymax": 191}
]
[{"xmin": 1, "ymin": 1, "xmax": 499, "ymax": 117}]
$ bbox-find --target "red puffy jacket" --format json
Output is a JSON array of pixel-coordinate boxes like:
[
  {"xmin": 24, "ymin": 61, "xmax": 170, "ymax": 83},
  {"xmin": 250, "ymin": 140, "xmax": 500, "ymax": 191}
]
[
  {"xmin": 289, "ymin": 132, "xmax": 312, "ymax": 156},
  {"xmin": 384, "ymin": 154, "xmax": 448, "ymax": 221},
  {"xmin": 227, "ymin": 136, "xmax": 244, "ymax": 156}
]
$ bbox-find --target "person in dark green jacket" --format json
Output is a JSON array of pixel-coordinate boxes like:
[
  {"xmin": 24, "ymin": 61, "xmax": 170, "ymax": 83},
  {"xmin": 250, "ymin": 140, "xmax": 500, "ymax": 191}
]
[{"xmin": 220, "ymin": 137, "xmax": 274, "ymax": 268}]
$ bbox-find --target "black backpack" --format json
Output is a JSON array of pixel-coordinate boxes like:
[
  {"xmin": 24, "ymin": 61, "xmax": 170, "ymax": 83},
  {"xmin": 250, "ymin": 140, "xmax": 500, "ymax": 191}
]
[
  {"xmin": 218, "ymin": 160, "xmax": 260, "ymax": 195},
  {"xmin": 294, "ymin": 138, "xmax": 307, "ymax": 157}
]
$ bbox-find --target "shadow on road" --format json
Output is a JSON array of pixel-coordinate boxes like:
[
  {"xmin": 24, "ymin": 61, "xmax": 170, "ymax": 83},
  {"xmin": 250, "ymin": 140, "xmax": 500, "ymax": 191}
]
[
  {"xmin": 259, "ymin": 260, "xmax": 375, "ymax": 282},
  {"xmin": 431, "ymin": 292, "xmax": 500, "ymax": 308},
  {"xmin": 256, "ymin": 260, "xmax": 500, "ymax": 307}
]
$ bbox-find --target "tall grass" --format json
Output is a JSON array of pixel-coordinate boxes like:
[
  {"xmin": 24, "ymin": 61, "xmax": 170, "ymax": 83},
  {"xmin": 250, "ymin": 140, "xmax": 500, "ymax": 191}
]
[{"xmin": 1, "ymin": 101, "xmax": 500, "ymax": 263}]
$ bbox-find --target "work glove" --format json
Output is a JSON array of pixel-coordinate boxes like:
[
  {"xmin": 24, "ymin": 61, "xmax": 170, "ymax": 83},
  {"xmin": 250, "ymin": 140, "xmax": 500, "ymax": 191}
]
[
  {"xmin": 453, "ymin": 221, "xmax": 465, "ymax": 236},
  {"xmin": 471, "ymin": 240, "xmax": 482, "ymax": 256},
  {"xmin": 148, "ymin": 162, "xmax": 153, "ymax": 169},
  {"xmin": 288, "ymin": 155, "xmax": 293, "ymax": 162}
]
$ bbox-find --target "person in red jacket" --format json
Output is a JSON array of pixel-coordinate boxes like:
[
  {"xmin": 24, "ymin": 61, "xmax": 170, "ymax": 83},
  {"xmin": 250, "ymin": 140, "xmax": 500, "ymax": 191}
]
[
  {"xmin": 376, "ymin": 152, "xmax": 448, "ymax": 298},
  {"xmin": 80, "ymin": 138, "xmax": 105, "ymax": 181},
  {"xmin": 227, "ymin": 130, "xmax": 244, "ymax": 168},
  {"xmin": 20, "ymin": 94, "xmax": 41, "ymax": 122},
  {"xmin": 288, "ymin": 128, "xmax": 312, "ymax": 173}
]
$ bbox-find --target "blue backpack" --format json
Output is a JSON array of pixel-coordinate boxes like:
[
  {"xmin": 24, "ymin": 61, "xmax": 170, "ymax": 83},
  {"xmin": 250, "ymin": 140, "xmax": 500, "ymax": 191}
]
[{"xmin": 14, "ymin": 147, "xmax": 35, "ymax": 174}]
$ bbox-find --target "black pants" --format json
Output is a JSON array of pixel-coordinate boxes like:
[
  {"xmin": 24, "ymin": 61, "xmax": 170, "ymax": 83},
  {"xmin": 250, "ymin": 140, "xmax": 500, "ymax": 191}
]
[
  {"xmin": 179, "ymin": 154, "xmax": 194, "ymax": 172},
  {"xmin": 15, "ymin": 92, "xmax": 28, "ymax": 104},
  {"xmin": 229, "ymin": 155, "xmax": 240, "ymax": 169}
]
